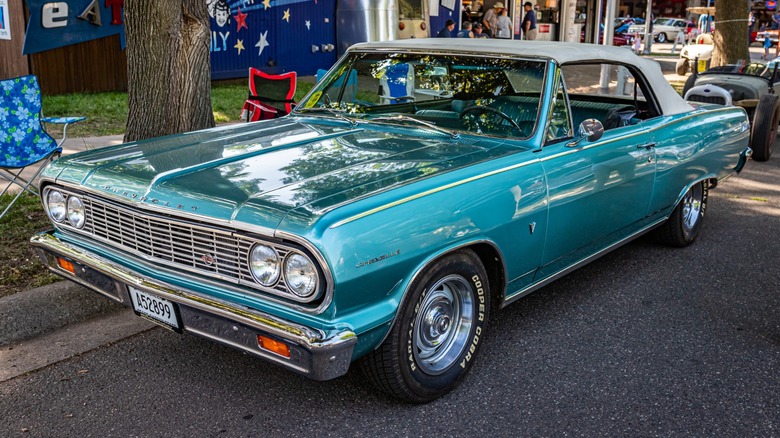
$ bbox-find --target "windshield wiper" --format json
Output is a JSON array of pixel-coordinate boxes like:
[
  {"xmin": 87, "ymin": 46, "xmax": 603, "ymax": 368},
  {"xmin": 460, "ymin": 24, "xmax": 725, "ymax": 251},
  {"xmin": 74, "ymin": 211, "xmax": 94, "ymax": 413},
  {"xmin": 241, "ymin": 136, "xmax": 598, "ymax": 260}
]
[
  {"xmin": 369, "ymin": 115, "xmax": 460, "ymax": 140},
  {"xmin": 296, "ymin": 107, "xmax": 359, "ymax": 127}
]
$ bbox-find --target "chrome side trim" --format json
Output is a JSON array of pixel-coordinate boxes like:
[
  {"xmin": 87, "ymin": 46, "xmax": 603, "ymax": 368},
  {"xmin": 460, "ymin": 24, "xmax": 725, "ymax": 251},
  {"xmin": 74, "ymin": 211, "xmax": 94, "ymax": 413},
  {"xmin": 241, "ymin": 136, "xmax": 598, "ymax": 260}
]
[
  {"xmin": 501, "ymin": 217, "xmax": 667, "ymax": 308},
  {"xmin": 329, "ymin": 161, "xmax": 540, "ymax": 229},
  {"xmin": 31, "ymin": 232, "xmax": 356, "ymax": 381}
]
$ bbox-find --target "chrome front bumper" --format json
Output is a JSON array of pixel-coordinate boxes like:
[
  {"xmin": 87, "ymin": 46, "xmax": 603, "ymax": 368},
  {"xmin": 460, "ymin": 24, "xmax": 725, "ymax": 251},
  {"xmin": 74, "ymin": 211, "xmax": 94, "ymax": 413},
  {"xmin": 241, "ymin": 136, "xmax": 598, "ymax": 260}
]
[{"xmin": 31, "ymin": 232, "xmax": 357, "ymax": 381}]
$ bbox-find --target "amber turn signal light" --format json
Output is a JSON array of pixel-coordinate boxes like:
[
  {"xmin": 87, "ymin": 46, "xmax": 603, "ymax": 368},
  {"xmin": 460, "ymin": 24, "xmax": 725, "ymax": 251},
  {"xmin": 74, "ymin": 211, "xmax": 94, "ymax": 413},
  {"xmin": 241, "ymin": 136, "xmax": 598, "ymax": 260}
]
[
  {"xmin": 57, "ymin": 257, "xmax": 76, "ymax": 274},
  {"xmin": 257, "ymin": 335, "xmax": 291, "ymax": 358}
]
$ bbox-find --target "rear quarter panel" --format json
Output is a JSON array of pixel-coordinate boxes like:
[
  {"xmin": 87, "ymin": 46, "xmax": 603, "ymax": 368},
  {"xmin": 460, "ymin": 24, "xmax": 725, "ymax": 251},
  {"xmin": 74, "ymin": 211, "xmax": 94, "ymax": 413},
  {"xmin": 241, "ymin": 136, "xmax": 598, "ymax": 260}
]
[{"xmin": 644, "ymin": 105, "xmax": 749, "ymax": 216}]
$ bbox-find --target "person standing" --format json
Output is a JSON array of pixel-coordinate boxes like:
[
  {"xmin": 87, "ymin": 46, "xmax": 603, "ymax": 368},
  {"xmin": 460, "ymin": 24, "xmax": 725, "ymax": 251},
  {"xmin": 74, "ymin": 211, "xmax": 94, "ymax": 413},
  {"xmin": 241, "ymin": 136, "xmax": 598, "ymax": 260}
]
[
  {"xmin": 482, "ymin": 2, "xmax": 504, "ymax": 38},
  {"xmin": 457, "ymin": 21, "xmax": 475, "ymax": 38},
  {"xmin": 496, "ymin": 9, "xmax": 513, "ymax": 39},
  {"xmin": 473, "ymin": 23, "xmax": 489, "ymax": 38},
  {"xmin": 522, "ymin": 2, "xmax": 537, "ymax": 40},
  {"xmin": 764, "ymin": 30, "xmax": 772, "ymax": 60},
  {"xmin": 436, "ymin": 19, "xmax": 456, "ymax": 37}
]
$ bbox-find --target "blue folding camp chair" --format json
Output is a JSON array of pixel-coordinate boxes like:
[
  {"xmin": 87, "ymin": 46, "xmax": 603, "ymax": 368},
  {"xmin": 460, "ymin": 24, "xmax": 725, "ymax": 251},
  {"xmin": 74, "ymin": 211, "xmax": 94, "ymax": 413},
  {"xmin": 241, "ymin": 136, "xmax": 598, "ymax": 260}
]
[
  {"xmin": 1, "ymin": 75, "xmax": 85, "ymax": 220},
  {"xmin": 380, "ymin": 63, "xmax": 415, "ymax": 104}
]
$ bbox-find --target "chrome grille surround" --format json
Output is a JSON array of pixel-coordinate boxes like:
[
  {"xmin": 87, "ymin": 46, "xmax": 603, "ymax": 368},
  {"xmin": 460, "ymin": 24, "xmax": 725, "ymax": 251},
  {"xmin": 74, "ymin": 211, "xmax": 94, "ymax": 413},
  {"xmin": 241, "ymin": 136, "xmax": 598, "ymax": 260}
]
[
  {"xmin": 41, "ymin": 186, "xmax": 326, "ymax": 306},
  {"xmin": 686, "ymin": 94, "xmax": 727, "ymax": 106}
]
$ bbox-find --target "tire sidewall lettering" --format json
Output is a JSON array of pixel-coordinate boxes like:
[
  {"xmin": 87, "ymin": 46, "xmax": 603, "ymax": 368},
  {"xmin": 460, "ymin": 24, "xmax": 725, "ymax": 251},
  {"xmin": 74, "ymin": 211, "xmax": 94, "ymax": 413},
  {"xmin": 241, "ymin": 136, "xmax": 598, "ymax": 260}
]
[{"xmin": 404, "ymin": 261, "xmax": 487, "ymax": 385}]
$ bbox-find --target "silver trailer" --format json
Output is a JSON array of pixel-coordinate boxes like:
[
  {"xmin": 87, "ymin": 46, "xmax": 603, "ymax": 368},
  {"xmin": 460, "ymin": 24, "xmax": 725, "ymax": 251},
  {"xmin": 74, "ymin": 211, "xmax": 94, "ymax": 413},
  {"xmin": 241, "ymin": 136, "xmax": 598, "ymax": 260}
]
[{"xmin": 336, "ymin": 0, "xmax": 429, "ymax": 56}]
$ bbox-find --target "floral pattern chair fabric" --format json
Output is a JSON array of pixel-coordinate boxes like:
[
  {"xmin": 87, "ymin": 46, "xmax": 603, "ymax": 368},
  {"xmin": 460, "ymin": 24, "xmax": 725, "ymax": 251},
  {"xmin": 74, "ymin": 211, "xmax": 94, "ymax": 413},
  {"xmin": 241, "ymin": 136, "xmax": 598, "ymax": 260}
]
[{"xmin": 1, "ymin": 75, "xmax": 85, "ymax": 220}]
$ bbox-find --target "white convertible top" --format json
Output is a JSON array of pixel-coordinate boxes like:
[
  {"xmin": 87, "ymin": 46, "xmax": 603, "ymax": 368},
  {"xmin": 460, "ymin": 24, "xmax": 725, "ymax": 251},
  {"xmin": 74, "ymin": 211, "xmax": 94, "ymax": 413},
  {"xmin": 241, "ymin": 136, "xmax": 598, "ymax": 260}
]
[{"xmin": 350, "ymin": 39, "xmax": 694, "ymax": 116}]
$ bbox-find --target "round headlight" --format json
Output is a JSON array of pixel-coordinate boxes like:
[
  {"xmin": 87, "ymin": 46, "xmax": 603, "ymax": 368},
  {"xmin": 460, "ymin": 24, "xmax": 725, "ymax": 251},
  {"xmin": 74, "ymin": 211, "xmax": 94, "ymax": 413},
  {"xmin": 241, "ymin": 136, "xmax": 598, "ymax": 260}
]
[
  {"xmin": 47, "ymin": 190, "xmax": 66, "ymax": 222},
  {"xmin": 67, "ymin": 196, "xmax": 86, "ymax": 228},
  {"xmin": 284, "ymin": 253, "xmax": 317, "ymax": 298},
  {"xmin": 249, "ymin": 244, "xmax": 280, "ymax": 286}
]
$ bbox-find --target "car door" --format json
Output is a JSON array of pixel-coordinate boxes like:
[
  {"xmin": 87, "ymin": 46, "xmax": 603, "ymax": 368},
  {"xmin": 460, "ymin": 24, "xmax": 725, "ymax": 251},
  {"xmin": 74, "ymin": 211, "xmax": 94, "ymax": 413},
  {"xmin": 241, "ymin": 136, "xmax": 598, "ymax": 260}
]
[{"xmin": 534, "ymin": 64, "xmax": 657, "ymax": 278}]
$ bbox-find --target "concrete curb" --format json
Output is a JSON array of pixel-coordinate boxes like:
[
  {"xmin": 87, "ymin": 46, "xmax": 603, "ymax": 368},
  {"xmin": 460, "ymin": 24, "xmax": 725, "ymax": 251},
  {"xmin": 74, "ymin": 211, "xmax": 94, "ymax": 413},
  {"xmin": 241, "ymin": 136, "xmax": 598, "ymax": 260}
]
[
  {"xmin": 0, "ymin": 309, "xmax": 155, "ymax": 382},
  {"xmin": 0, "ymin": 280, "xmax": 124, "ymax": 348}
]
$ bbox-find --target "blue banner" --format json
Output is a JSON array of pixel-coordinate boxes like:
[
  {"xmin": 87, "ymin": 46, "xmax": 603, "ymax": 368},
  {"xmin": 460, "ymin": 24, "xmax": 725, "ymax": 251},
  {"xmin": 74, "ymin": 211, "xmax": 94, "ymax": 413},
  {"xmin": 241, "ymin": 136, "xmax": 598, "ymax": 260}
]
[{"xmin": 23, "ymin": 0, "xmax": 125, "ymax": 55}]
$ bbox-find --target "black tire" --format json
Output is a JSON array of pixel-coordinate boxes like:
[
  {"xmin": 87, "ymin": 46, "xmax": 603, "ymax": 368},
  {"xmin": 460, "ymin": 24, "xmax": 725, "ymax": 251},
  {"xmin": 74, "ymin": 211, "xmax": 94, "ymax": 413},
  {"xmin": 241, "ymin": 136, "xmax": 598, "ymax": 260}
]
[
  {"xmin": 359, "ymin": 249, "xmax": 490, "ymax": 403},
  {"xmin": 653, "ymin": 181, "xmax": 708, "ymax": 247},
  {"xmin": 681, "ymin": 73, "xmax": 697, "ymax": 98},
  {"xmin": 750, "ymin": 93, "xmax": 780, "ymax": 161},
  {"xmin": 657, "ymin": 32, "xmax": 667, "ymax": 43},
  {"xmin": 675, "ymin": 57, "xmax": 689, "ymax": 76}
]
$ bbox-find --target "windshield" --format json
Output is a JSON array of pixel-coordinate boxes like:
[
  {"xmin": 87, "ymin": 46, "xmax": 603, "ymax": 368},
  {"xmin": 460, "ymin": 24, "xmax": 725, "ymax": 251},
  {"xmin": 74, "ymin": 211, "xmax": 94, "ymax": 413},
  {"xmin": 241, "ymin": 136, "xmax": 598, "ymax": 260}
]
[
  {"xmin": 653, "ymin": 18, "xmax": 677, "ymax": 26},
  {"xmin": 296, "ymin": 52, "xmax": 547, "ymax": 139}
]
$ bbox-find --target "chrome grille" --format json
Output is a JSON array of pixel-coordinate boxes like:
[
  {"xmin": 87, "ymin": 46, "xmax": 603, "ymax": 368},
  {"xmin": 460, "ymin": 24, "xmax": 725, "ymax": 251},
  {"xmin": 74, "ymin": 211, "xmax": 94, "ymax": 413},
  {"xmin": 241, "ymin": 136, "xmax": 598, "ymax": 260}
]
[
  {"xmin": 687, "ymin": 95, "xmax": 727, "ymax": 106},
  {"xmin": 46, "ymin": 190, "xmax": 315, "ymax": 301},
  {"xmin": 86, "ymin": 199, "xmax": 246, "ymax": 279}
]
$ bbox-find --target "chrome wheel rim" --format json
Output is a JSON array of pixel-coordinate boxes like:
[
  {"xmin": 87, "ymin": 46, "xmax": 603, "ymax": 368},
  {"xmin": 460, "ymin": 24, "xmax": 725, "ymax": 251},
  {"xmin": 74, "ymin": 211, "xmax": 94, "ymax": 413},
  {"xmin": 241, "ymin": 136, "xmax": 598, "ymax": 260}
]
[
  {"xmin": 413, "ymin": 274, "xmax": 475, "ymax": 375},
  {"xmin": 681, "ymin": 184, "xmax": 703, "ymax": 237}
]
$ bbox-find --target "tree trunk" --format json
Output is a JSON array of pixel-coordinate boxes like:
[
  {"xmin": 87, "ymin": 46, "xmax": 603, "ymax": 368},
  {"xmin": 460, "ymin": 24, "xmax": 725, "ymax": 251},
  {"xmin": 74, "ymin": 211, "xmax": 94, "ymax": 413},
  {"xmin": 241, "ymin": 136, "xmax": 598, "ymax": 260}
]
[
  {"xmin": 124, "ymin": 0, "xmax": 214, "ymax": 142},
  {"xmin": 710, "ymin": 0, "xmax": 749, "ymax": 67}
]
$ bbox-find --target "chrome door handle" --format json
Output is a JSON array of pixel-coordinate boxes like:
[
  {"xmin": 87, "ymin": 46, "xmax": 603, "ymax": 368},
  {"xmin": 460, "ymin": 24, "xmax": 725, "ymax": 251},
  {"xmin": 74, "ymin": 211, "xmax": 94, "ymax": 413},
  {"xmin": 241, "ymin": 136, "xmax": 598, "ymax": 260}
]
[{"xmin": 637, "ymin": 143, "xmax": 656, "ymax": 150}]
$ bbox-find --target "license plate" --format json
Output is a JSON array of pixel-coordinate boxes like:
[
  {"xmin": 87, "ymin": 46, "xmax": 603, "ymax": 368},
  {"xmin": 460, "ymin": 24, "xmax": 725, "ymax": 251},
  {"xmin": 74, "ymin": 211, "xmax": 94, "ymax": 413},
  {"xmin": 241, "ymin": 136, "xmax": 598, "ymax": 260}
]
[{"xmin": 129, "ymin": 286, "xmax": 181, "ymax": 330}]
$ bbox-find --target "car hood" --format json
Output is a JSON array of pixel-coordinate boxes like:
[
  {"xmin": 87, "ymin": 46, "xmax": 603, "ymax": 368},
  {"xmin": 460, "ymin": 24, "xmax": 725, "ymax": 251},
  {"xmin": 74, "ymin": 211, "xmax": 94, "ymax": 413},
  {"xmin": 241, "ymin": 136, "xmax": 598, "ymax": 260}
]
[{"xmin": 49, "ymin": 117, "xmax": 522, "ymax": 231}]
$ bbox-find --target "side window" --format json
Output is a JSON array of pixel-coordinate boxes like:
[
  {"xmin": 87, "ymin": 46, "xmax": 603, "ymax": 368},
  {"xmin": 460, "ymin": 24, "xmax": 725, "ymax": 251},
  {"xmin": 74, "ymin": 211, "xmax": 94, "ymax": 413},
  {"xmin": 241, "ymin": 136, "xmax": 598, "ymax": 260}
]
[
  {"xmin": 561, "ymin": 63, "xmax": 660, "ymax": 131},
  {"xmin": 546, "ymin": 73, "xmax": 572, "ymax": 142}
]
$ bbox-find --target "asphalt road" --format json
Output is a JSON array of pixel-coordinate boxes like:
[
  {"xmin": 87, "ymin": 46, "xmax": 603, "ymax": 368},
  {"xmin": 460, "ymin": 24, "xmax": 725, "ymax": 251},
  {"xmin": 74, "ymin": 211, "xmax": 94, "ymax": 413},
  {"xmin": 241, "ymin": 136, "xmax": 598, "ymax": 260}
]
[{"xmin": 2, "ymin": 147, "xmax": 779, "ymax": 437}]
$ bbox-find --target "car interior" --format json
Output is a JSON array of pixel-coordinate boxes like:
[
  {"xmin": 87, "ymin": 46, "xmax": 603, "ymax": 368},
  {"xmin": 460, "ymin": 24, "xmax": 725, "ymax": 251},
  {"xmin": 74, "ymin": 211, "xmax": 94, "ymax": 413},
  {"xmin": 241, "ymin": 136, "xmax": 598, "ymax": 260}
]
[{"xmin": 303, "ymin": 53, "xmax": 660, "ymax": 141}]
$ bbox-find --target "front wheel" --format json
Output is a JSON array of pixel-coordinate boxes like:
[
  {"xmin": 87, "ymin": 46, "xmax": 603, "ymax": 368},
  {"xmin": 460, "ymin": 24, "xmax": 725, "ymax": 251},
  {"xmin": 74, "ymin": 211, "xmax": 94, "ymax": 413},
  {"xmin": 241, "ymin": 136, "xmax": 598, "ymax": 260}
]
[
  {"xmin": 653, "ymin": 181, "xmax": 708, "ymax": 247},
  {"xmin": 657, "ymin": 32, "xmax": 668, "ymax": 43},
  {"xmin": 360, "ymin": 250, "xmax": 490, "ymax": 403}
]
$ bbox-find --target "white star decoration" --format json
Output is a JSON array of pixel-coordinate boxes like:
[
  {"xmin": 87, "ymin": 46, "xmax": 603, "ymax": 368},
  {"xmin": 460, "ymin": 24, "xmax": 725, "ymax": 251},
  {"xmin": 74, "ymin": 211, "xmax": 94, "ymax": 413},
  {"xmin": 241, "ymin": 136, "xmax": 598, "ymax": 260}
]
[
  {"xmin": 255, "ymin": 30, "xmax": 269, "ymax": 55},
  {"xmin": 305, "ymin": 20, "xmax": 311, "ymax": 30}
]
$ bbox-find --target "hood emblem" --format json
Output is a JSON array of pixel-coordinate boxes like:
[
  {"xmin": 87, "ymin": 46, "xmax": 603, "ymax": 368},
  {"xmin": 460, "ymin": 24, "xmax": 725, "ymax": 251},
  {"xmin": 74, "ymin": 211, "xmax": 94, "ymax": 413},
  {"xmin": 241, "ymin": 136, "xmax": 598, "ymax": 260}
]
[{"xmin": 201, "ymin": 254, "xmax": 216, "ymax": 266}]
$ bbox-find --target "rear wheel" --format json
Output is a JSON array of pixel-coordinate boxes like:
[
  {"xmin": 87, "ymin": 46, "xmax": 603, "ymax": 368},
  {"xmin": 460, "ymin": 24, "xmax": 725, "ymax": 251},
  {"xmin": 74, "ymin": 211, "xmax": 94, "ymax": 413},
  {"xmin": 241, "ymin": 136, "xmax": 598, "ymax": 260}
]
[
  {"xmin": 657, "ymin": 32, "xmax": 668, "ymax": 43},
  {"xmin": 750, "ymin": 93, "xmax": 780, "ymax": 161},
  {"xmin": 360, "ymin": 250, "xmax": 490, "ymax": 403},
  {"xmin": 653, "ymin": 181, "xmax": 708, "ymax": 247}
]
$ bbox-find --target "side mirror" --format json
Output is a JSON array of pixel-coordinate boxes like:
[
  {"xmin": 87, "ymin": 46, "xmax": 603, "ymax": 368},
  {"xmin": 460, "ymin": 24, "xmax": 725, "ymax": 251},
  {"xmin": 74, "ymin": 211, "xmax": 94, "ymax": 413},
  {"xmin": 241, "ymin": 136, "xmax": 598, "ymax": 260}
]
[
  {"xmin": 567, "ymin": 119, "xmax": 604, "ymax": 147},
  {"xmin": 579, "ymin": 118, "xmax": 604, "ymax": 142}
]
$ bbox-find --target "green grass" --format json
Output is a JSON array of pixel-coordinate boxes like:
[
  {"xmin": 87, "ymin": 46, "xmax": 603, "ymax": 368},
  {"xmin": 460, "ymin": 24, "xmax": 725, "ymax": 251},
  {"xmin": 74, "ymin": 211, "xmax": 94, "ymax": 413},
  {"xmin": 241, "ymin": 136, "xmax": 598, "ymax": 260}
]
[
  {"xmin": 43, "ymin": 91, "xmax": 128, "ymax": 138},
  {"xmin": 0, "ymin": 192, "xmax": 61, "ymax": 298},
  {"xmin": 42, "ymin": 80, "xmax": 317, "ymax": 138}
]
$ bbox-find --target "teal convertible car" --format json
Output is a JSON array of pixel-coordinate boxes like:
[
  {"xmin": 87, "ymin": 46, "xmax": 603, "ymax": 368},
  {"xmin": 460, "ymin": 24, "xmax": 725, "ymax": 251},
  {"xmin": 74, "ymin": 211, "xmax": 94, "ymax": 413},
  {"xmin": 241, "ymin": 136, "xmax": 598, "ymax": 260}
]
[{"xmin": 32, "ymin": 40, "xmax": 751, "ymax": 403}]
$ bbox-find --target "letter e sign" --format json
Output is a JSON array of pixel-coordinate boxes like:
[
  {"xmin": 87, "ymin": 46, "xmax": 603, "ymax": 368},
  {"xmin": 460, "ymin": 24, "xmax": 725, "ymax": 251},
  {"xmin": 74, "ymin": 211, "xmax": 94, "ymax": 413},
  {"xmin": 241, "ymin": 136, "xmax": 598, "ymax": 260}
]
[{"xmin": 42, "ymin": 2, "xmax": 68, "ymax": 28}]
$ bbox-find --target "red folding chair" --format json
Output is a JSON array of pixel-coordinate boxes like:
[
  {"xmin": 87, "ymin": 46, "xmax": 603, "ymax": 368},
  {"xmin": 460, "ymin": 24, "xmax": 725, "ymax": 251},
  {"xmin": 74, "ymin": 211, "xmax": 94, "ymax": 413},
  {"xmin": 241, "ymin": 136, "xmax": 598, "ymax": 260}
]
[{"xmin": 241, "ymin": 68, "xmax": 297, "ymax": 122}]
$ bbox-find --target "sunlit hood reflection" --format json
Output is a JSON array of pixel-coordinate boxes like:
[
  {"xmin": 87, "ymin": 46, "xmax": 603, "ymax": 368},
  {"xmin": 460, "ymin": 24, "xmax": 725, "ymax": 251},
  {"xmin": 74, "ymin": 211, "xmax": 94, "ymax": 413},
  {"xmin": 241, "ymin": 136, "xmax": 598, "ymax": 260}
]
[{"xmin": 57, "ymin": 118, "xmax": 519, "ymax": 229}]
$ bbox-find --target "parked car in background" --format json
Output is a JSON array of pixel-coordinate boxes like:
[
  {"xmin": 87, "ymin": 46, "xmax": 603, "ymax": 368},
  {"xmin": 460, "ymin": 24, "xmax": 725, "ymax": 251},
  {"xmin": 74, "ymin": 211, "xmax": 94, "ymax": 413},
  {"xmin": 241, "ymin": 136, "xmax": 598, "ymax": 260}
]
[
  {"xmin": 756, "ymin": 29, "xmax": 778, "ymax": 47},
  {"xmin": 683, "ymin": 60, "xmax": 780, "ymax": 161},
  {"xmin": 676, "ymin": 33, "xmax": 714, "ymax": 75},
  {"xmin": 580, "ymin": 23, "xmax": 634, "ymax": 46},
  {"xmin": 628, "ymin": 17, "xmax": 689, "ymax": 43},
  {"xmin": 32, "ymin": 39, "xmax": 751, "ymax": 403},
  {"xmin": 615, "ymin": 17, "xmax": 645, "ymax": 34}
]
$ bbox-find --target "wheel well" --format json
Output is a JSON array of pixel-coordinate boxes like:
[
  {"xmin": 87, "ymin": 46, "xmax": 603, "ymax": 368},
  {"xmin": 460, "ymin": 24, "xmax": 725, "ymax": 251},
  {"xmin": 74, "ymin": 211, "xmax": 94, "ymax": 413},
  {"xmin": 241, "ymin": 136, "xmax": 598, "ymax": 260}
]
[{"xmin": 467, "ymin": 243, "xmax": 506, "ymax": 313}]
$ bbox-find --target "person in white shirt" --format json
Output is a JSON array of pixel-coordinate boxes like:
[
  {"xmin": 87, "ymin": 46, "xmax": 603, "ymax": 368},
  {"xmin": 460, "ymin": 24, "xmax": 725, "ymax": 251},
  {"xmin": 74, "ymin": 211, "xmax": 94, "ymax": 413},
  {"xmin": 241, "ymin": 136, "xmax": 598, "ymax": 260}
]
[{"xmin": 496, "ymin": 9, "xmax": 513, "ymax": 39}]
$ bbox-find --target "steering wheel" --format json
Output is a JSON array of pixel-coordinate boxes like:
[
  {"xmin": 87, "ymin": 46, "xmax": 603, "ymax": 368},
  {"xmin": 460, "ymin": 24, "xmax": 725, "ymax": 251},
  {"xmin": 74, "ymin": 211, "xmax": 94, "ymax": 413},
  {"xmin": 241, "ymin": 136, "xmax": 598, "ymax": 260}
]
[
  {"xmin": 459, "ymin": 105, "xmax": 524, "ymax": 136},
  {"xmin": 740, "ymin": 62, "xmax": 768, "ymax": 76}
]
